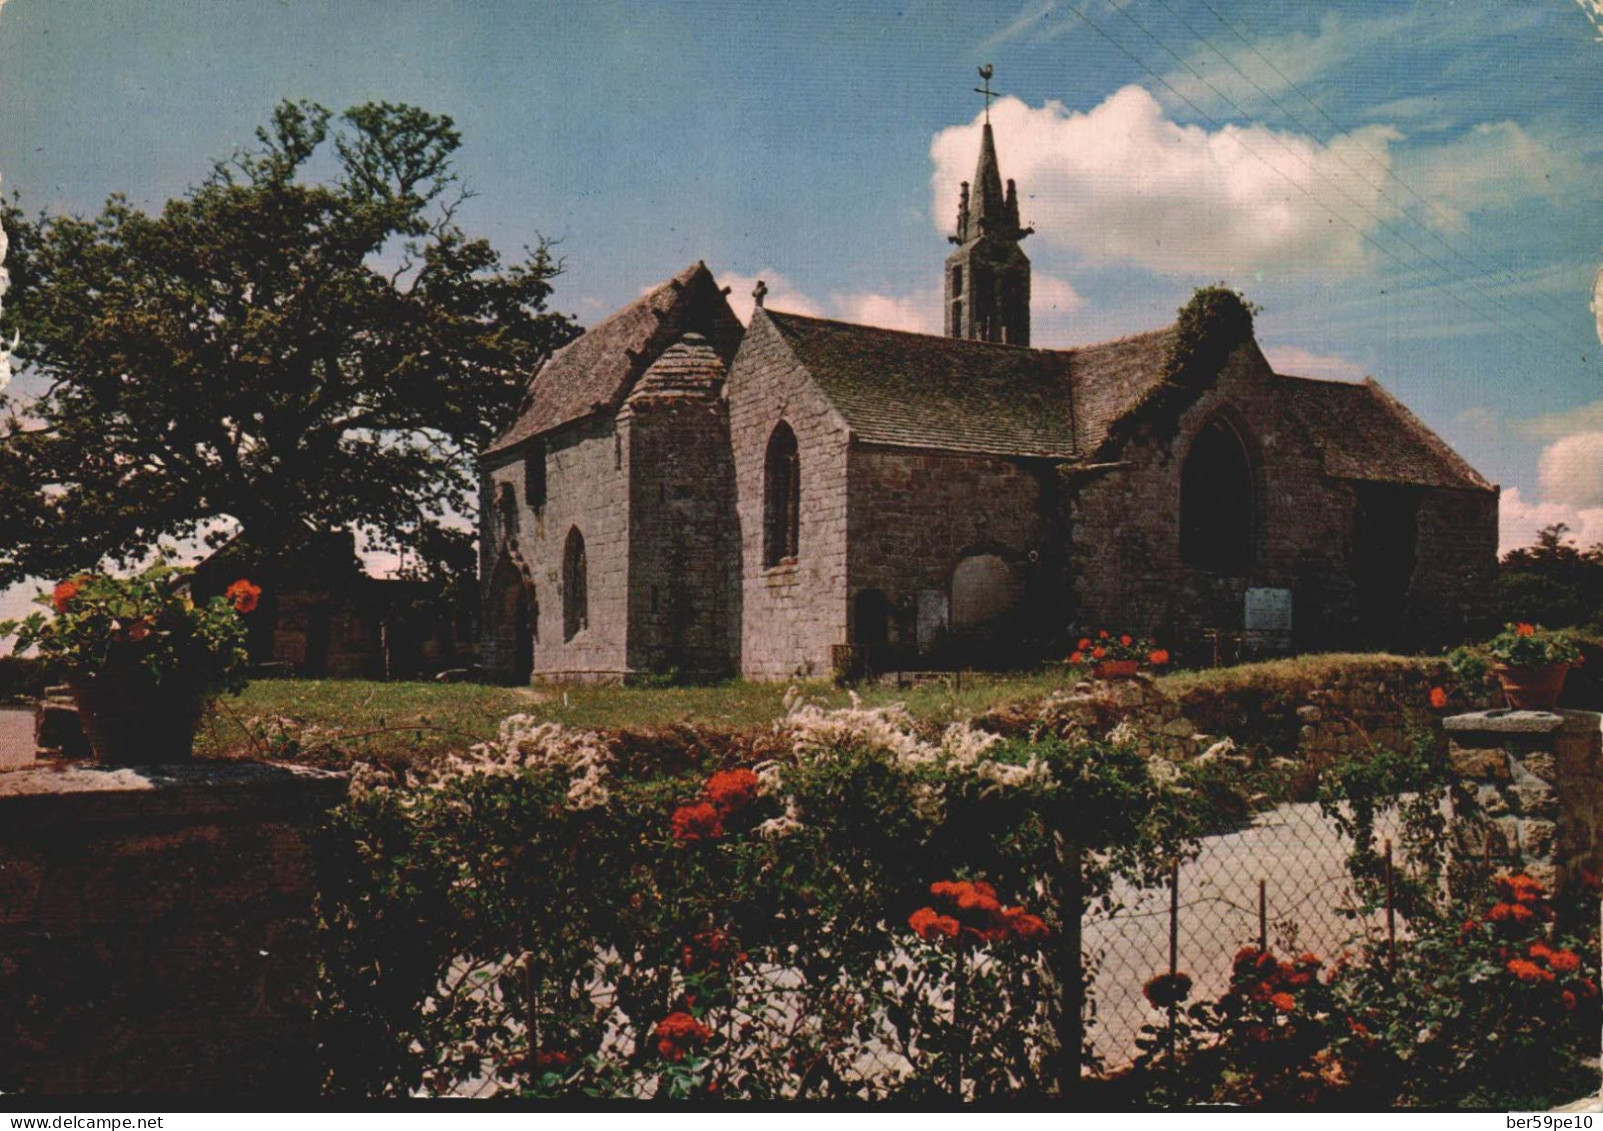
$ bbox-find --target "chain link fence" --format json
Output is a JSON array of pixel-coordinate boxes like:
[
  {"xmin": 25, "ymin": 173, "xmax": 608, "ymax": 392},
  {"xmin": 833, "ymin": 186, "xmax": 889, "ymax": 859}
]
[{"xmin": 436, "ymin": 795, "xmax": 1427, "ymax": 1098}]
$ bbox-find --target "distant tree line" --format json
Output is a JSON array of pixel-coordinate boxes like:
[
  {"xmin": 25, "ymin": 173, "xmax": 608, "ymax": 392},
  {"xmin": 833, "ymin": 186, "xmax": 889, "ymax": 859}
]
[{"xmin": 1499, "ymin": 524, "xmax": 1603, "ymax": 632}]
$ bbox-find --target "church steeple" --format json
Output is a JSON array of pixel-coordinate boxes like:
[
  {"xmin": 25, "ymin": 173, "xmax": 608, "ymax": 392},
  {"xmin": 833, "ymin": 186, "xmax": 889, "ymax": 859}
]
[{"xmin": 945, "ymin": 67, "xmax": 1033, "ymax": 346}]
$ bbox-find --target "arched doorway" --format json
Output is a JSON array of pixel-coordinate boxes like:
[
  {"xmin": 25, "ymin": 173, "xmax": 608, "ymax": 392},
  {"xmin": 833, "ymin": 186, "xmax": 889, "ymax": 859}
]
[
  {"xmin": 1180, "ymin": 417, "xmax": 1255, "ymax": 574},
  {"xmin": 490, "ymin": 555, "xmax": 536, "ymax": 684}
]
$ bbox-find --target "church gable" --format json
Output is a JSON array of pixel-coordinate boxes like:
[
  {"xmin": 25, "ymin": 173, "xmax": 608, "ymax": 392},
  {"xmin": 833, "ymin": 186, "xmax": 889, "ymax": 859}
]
[
  {"xmin": 1277, "ymin": 374, "xmax": 1493, "ymax": 492},
  {"xmin": 488, "ymin": 261, "xmax": 743, "ymax": 455}
]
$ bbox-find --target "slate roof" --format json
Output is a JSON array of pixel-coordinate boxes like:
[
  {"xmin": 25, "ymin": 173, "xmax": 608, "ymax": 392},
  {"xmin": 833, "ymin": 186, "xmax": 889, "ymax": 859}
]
[
  {"xmin": 625, "ymin": 332, "xmax": 727, "ymax": 404},
  {"xmin": 1277, "ymin": 374, "xmax": 1493, "ymax": 492},
  {"xmin": 487, "ymin": 262, "xmax": 742, "ymax": 455},
  {"xmin": 1062, "ymin": 327, "xmax": 1177, "ymax": 455},
  {"xmin": 761, "ymin": 310, "xmax": 1080, "ymax": 459}
]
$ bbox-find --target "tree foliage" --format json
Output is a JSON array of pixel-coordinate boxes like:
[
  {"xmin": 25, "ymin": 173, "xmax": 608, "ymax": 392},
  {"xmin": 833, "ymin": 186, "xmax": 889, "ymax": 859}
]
[
  {"xmin": 0, "ymin": 99, "xmax": 579, "ymax": 585},
  {"xmin": 1498, "ymin": 523, "xmax": 1603, "ymax": 630}
]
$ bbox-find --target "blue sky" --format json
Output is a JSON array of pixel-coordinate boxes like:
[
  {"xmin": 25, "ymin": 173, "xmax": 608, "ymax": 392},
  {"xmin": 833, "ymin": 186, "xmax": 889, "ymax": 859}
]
[{"xmin": 1, "ymin": 0, "xmax": 1601, "ymax": 623}]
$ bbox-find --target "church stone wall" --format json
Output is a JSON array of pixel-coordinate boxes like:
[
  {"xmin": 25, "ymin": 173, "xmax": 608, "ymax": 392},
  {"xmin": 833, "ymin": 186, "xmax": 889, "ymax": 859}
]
[
  {"xmin": 728, "ymin": 318, "xmax": 850, "ymax": 680},
  {"xmin": 482, "ymin": 414, "xmax": 630, "ymax": 682},
  {"xmin": 622, "ymin": 396, "xmax": 739, "ymax": 680},
  {"xmin": 1069, "ymin": 345, "xmax": 1496, "ymax": 653},
  {"xmin": 846, "ymin": 445, "xmax": 1063, "ymax": 659}
]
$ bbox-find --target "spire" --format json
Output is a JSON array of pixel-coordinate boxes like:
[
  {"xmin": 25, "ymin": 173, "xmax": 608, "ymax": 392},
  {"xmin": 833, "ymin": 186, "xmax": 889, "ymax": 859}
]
[
  {"xmin": 971, "ymin": 123, "xmax": 1006, "ymax": 236},
  {"xmin": 943, "ymin": 66, "xmax": 1034, "ymax": 346}
]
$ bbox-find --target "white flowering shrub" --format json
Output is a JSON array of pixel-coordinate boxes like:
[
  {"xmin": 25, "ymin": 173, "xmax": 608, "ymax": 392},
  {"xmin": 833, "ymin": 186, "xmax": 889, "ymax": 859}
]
[{"xmin": 319, "ymin": 700, "xmax": 1213, "ymax": 1102}]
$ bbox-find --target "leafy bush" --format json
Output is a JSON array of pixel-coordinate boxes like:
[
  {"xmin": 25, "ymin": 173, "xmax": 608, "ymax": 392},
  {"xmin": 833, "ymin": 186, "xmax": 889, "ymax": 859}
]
[{"xmin": 316, "ymin": 697, "xmax": 1215, "ymax": 1099}]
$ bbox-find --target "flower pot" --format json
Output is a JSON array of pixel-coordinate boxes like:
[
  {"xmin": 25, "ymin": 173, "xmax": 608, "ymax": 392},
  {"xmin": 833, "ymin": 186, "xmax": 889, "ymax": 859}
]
[
  {"xmin": 1492, "ymin": 663, "xmax": 1570, "ymax": 711},
  {"xmin": 1093, "ymin": 659, "xmax": 1141, "ymax": 680},
  {"xmin": 68, "ymin": 671, "xmax": 206, "ymax": 766}
]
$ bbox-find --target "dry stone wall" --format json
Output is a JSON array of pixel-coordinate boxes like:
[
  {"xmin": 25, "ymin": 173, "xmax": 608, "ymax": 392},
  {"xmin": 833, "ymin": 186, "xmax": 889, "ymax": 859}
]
[{"xmin": 0, "ymin": 762, "xmax": 346, "ymax": 1096}]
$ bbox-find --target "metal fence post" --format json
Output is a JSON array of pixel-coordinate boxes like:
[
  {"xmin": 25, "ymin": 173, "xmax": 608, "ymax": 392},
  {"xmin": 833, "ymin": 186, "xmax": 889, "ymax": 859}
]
[
  {"xmin": 1058, "ymin": 837, "xmax": 1084, "ymax": 1098},
  {"xmin": 1384, "ymin": 838, "xmax": 1397, "ymax": 976}
]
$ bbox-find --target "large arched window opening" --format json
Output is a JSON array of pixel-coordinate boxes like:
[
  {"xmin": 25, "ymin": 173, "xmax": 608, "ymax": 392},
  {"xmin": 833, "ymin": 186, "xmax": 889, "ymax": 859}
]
[
  {"xmin": 950, "ymin": 553, "xmax": 1020, "ymax": 633},
  {"xmin": 763, "ymin": 422, "xmax": 800, "ymax": 567},
  {"xmin": 562, "ymin": 527, "xmax": 588, "ymax": 641},
  {"xmin": 1179, "ymin": 418, "xmax": 1254, "ymax": 574}
]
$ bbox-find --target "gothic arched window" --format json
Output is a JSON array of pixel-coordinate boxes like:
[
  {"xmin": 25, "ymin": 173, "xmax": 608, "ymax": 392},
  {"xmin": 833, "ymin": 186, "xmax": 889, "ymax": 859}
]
[
  {"xmin": 562, "ymin": 527, "xmax": 588, "ymax": 640},
  {"xmin": 1180, "ymin": 417, "xmax": 1254, "ymax": 573},
  {"xmin": 763, "ymin": 422, "xmax": 800, "ymax": 567}
]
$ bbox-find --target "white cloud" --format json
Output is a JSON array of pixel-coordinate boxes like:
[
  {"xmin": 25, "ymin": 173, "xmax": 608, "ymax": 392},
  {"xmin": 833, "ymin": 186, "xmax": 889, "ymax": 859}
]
[
  {"xmin": 1402, "ymin": 122, "xmax": 1580, "ymax": 232},
  {"xmin": 833, "ymin": 291, "xmax": 937, "ymax": 335},
  {"xmin": 1259, "ymin": 344, "xmax": 1368, "ymax": 381},
  {"xmin": 716, "ymin": 267, "xmax": 1082, "ymax": 341},
  {"xmin": 717, "ymin": 270, "xmax": 825, "ymax": 325},
  {"xmin": 1514, "ymin": 398, "xmax": 1603, "ymax": 442},
  {"xmin": 1537, "ymin": 431, "xmax": 1603, "ymax": 508},
  {"xmin": 1500, "ymin": 486, "xmax": 1603, "ymax": 555},
  {"xmin": 1033, "ymin": 272, "xmax": 1085, "ymax": 316},
  {"xmin": 932, "ymin": 89, "xmax": 1400, "ymax": 277},
  {"xmin": 1157, "ymin": 12, "xmax": 1420, "ymax": 124}
]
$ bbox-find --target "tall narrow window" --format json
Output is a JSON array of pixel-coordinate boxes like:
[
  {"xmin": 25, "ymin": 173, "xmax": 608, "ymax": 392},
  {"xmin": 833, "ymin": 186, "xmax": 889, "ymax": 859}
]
[
  {"xmin": 763, "ymin": 422, "xmax": 800, "ymax": 567},
  {"xmin": 524, "ymin": 438, "xmax": 546, "ymax": 510},
  {"xmin": 562, "ymin": 526, "xmax": 588, "ymax": 640},
  {"xmin": 1179, "ymin": 418, "xmax": 1254, "ymax": 573}
]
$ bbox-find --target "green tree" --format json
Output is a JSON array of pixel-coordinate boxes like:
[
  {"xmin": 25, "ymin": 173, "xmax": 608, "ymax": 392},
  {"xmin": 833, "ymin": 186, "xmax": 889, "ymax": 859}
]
[
  {"xmin": 0, "ymin": 100, "xmax": 579, "ymax": 586},
  {"xmin": 1498, "ymin": 523, "xmax": 1603, "ymax": 629}
]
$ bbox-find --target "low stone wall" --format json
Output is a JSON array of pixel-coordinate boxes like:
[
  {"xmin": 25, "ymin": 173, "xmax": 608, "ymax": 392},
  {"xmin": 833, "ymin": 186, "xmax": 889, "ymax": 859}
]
[
  {"xmin": 1445, "ymin": 709, "xmax": 1603, "ymax": 891},
  {"xmin": 988, "ymin": 657, "xmax": 1500, "ymax": 767},
  {"xmin": 0, "ymin": 761, "xmax": 346, "ymax": 1097}
]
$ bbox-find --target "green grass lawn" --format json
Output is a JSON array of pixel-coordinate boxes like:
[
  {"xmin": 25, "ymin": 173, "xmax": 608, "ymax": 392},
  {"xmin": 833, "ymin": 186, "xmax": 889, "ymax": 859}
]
[
  {"xmin": 195, "ymin": 652, "xmax": 1440, "ymax": 768},
  {"xmin": 194, "ymin": 667, "xmax": 1094, "ymax": 766}
]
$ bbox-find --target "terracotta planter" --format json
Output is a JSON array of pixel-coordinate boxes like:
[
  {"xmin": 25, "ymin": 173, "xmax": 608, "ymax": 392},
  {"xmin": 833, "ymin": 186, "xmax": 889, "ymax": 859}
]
[
  {"xmin": 1492, "ymin": 663, "xmax": 1571, "ymax": 711},
  {"xmin": 1093, "ymin": 659, "xmax": 1141, "ymax": 680},
  {"xmin": 69, "ymin": 671, "xmax": 206, "ymax": 766}
]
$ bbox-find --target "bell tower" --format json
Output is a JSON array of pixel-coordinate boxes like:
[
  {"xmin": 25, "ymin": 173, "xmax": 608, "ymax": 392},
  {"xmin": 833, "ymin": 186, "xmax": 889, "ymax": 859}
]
[{"xmin": 945, "ymin": 66, "xmax": 1034, "ymax": 346}]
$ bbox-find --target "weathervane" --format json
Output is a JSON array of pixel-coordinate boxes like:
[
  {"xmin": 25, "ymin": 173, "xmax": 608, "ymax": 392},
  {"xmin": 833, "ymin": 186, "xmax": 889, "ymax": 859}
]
[{"xmin": 973, "ymin": 64, "xmax": 998, "ymax": 123}]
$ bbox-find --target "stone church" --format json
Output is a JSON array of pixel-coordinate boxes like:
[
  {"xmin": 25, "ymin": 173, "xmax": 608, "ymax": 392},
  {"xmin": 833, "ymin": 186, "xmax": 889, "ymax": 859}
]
[{"xmin": 478, "ymin": 121, "xmax": 1498, "ymax": 684}]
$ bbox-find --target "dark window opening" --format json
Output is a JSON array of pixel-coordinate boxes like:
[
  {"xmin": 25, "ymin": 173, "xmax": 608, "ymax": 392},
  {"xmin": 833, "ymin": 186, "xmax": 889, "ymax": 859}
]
[
  {"xmin": 951, "ymin": 266, "xmax": 964, "ymax": 297},
  {"xmin": 763, "ymin": 422, "xmax": 801, "ymax": 567},
  {"xmin": 1353, "ymin": 485, "xmax": 1419, "ymax": 648},
  {"xmin": 524, "ymin": 439, "xmax": 546, "ymax": 510},
  {"xmin": 1180, "ymin": 418, "xmax": 1254, "ymax": 573},
  {"xmin": 951, "ymin": 300, "xmax": 964, "ymax": 336},
  {"xmin": 562, "ymin": 527, "xmax": 588, "ymax": 641}
]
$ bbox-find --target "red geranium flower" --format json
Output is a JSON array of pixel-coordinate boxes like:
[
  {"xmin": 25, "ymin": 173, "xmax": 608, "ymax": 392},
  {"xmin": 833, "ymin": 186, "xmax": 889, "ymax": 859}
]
[
  {"xmin": 1091, "ymin": 647, "xmax": 1106, "ymax": 660},
  {"xmin": 704, "ymin": 768, "xmax": 759, "ymax": 814},
  {"xmin": 1429, "ymin": 686, "xmax": 1448, "ymax": 709},
  {"xmin": 51, "ymin": 578, "xmax": 83, "ymax": 613},
  {"xmin": 1269, "ymin": 992, "xmax": 1296, "ymax": 1012},
  {"xmin": 671, "ymin": 802, "xmax": 724, "ymax": 842},
  {"xmin": 1149, "ymin": 649, "xmax": 1170, "ymax": 665},
  {"xmin": 1563, "ymin": 990, "xmax": 1579, "ymax": 1011},
  {"xmin": 1070, "ymin": 651, "xmax": 1084, "ymax": 664},
  {"xmin": 681, "ymin": 928, "xmax": 745, "ymax": 974},
  {"xmin": 1506, "ymin": 957, "xmax": 1554, "ymax": 983},
  {"xmin": 225, "ymin": 578, "xmax": 262, "ymax": 614},
  {"xmin": 1098, "ymin": 630, "xmax": 1110, "ymax": 639},
  {"xmin": 654, "ymin": 1011, "xmax": 713, "ymax": 1061},
  {"xmin": 1000, "ymin": 905, "xmax": 1049, "ymax": 940},
  {"xmin": 1515, "ymin": 622, "xmax": 1536, "ymax": 637},
  {"xmin": 1550, "ymin": 949, "xmax": 1582, "ymax": 974},
  {"xmin": 909, "ymin": 906, "xmax": 961, "ymax": 940},
  {"xmin": 1078, "ymin": 637, "xmax": 1091, "ymax": 650},
  {"xmin": 1120, "ymin": 634, "xmax": 1133, "ymax": 646}
]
